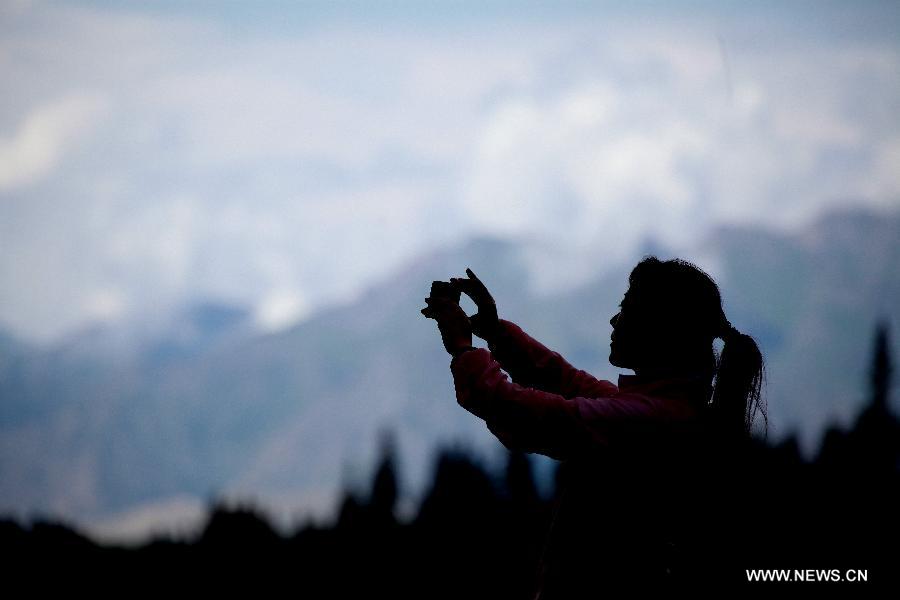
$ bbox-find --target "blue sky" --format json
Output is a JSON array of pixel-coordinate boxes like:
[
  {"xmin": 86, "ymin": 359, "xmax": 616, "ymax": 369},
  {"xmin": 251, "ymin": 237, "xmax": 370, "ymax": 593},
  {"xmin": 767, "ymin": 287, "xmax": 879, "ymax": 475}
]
[{"xmin": 2, "ymin": 0, "xmax": 899, "ymax": 341}]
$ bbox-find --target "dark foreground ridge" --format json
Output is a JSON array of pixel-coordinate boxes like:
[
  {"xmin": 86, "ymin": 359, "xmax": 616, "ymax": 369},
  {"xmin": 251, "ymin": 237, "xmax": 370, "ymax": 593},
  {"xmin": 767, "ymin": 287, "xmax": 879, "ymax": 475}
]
[{"xmin": 2, "ymin": 326, "xmax": 898, "ymax": 597}]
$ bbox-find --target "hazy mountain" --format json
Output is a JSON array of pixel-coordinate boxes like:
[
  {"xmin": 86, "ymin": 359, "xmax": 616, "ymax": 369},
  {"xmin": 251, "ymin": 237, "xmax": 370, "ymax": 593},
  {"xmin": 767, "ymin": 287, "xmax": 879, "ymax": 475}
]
[
  {"xmin": 0, "ymin": 208, "xmax": 897, "ymax": 540},
  {"xmin": 0, "ymin": 236, "xmax": 539, "ymax": 526},
  {"xmin": 704, "ymin": 209, "xmax": 900, "ymax": 440},
  {"xmin": 48, "ymin": 301, "xmax": 254, "ymax": 367}
]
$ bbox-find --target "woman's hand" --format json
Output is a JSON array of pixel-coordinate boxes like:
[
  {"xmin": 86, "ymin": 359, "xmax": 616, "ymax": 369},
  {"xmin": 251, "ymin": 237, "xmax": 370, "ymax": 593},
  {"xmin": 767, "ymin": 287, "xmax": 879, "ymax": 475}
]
[
  {"xmin": 450, "ymin": 268, "xmax": 499, "ymax": 342},
  {"xmin": 421, "ymin": 287, "xmax": 473, "ymax": 357}
]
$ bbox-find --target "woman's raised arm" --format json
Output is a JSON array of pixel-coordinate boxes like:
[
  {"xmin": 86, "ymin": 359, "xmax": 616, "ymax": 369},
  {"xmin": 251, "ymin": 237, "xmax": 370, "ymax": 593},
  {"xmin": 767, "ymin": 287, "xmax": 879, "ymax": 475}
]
[
  {"xmin": 488, "ymin": 319, "xmax": 618, "ymax": 399},
  {"xmin": 449, "ymin": 347, "xmax": 687, "ymax": 460},
  {"xmin": 450, "ymin": 268, "xmax": 615, "ymax": 399}
]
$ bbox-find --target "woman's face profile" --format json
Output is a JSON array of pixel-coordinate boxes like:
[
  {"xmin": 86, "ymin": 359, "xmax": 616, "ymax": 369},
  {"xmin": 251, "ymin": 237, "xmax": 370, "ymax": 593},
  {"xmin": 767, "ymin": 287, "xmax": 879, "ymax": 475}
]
[
  {"xmin": 609, "ymin": 291, "xmax": 640, "ymax": 369},
  {"xmin": 608, "ymin": 286, "xmax": 668, "ymax": 371}
]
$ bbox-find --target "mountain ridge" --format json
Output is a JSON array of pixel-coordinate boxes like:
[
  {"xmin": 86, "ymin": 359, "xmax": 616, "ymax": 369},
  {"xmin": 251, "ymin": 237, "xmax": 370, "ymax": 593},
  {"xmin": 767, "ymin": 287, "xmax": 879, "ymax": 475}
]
[{"xmin": 0, "ymin": 207, "xmax": 897, "ymax": 540}]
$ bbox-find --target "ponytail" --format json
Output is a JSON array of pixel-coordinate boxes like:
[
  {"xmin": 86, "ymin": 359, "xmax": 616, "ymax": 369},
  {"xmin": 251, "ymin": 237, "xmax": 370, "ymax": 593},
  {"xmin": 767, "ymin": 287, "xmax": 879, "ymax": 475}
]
[{"xmin": 709, "ymin": 320, "xmax": 767, "ymax": 439}]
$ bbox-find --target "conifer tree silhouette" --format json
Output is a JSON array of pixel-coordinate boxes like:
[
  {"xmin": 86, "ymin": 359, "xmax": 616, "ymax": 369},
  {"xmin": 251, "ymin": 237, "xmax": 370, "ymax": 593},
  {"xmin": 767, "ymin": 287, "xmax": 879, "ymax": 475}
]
[
  {"xmin": 852, "ymin": 321, "xmax": 899, "ymax": 476},
  {"xmin": 369, "ymin": 429, "xmax": 399, "ymax": 528}
]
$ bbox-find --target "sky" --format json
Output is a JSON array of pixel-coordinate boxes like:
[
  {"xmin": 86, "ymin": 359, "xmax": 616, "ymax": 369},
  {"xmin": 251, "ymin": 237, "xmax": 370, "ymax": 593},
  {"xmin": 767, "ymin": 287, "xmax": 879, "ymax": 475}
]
[{"xmin": 2, "ymin": 0, "xmax": 899, "ymax": 343}]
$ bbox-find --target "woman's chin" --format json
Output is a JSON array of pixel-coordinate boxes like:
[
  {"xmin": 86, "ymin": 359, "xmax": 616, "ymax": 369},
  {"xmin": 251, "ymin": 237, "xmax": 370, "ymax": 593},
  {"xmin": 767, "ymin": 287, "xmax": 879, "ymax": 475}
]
[
  {"xmin": 609, "ymin": 349, "xmax": 623, "ymax": 368},
  {"xmin": 609, "ymin": 344, "xmax": 634, "ymax": 369}
]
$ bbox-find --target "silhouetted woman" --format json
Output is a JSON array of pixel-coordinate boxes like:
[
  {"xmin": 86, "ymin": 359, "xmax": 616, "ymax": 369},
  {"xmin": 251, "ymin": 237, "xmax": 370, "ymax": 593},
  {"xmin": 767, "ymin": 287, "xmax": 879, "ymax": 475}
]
[{"xmin": 421, "ymin": 257, "xmax": 766, "ymax": 598}]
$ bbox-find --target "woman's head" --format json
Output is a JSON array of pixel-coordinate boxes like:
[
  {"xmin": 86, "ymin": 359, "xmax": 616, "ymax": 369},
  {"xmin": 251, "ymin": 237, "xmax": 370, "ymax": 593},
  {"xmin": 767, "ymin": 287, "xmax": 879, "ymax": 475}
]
[{"xmin": 609, "ymin": 256, "xmax": 766, "ymax": 436}]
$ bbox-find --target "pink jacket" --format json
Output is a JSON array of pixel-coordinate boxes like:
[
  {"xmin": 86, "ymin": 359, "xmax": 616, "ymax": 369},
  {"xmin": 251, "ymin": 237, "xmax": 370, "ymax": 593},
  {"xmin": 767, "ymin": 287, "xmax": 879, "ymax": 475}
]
[{"xmin": 450, "ymin": 319, "xmax": 708, "ymax": 460}]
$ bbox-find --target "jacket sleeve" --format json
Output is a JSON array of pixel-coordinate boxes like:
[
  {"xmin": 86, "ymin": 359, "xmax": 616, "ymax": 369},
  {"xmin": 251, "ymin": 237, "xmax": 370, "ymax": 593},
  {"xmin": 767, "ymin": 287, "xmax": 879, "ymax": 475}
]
[
  {"xmin": 487, "ymin": 319, "xmax": 618, "ymax": 399},
  {"xmin": 450, "ymin": 348, "xmax": 662, "ymax": 460},
  {"xmin": 450, "ymin": 348, "xmax": 694, "ymax": 460}
]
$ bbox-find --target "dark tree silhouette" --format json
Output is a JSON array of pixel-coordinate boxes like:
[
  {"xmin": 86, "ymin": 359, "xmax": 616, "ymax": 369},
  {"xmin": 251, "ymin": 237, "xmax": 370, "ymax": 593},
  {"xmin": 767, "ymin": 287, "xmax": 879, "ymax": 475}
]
[
  {"xmin": 369, "ymin": 428, "xmax": 399, "ymax": 528},
  {"xmin": 3, "ymin": 337, "xmax": 899, "ymax": 594},
  {"xmin": 870, "ymin": 321, "xmax": 892, "ymax": 409},
  {"xmin": 852, "ymin": 321, "xmax": 900, "ymax": 475}
]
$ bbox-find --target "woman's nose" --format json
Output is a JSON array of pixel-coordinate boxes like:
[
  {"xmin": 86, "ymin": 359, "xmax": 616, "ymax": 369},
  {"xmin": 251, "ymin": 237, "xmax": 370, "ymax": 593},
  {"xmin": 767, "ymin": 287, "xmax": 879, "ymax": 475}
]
[{"xmin": 610, "ymin": 313, "xmax": 619, "ymax": 327}]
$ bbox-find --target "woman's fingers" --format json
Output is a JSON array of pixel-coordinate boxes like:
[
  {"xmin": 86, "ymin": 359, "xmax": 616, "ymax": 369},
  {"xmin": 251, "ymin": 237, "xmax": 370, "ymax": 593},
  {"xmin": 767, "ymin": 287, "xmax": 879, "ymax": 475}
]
[
  {"xmin": 451, "ymin": 269, "xmax": 491, "ymax": 306},
  {"xmin": 423, "ymin": 295, "xmax": 464, "ymax": 316},
  {"xmin": 465, "ymin": 268, "xmax": 491, "ymax": 297},
  {"xmin": 422, "ymin": 296, "xmax": 443, "ymax": 319},
  {"xmin": 450, "ymin": 270, "xmax": 478, "ymax": 294},
  {"xmin": 449, "ymin": 277, "xmax": 473, "ymax": 296},
  {"xmin": 449, "ymin": 280, "xmax": 478, "ymax": 306}
]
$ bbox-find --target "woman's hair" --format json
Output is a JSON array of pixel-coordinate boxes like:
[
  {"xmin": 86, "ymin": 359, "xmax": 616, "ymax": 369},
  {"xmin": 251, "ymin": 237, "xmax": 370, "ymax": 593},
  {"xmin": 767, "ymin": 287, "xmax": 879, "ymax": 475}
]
[{"xmin": 628, "ymin": 256, "xmax": 767, "ymax": 438}]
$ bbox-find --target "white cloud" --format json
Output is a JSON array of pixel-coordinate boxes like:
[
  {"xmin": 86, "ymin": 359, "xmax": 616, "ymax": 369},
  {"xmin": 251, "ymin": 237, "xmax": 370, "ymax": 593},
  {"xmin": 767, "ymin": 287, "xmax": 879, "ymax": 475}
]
[
  {"xmin": 0, "ymin": 92, "xmax": 107, "ymax": 190},
  {"xmin": 869, "ymin": 138, "xmax": 900, "ymax": 202},
  {"xmin": 0, "ymin": 3, "xmax": 898, "ymax": 341},
  {"xmin": 83, "ymin": 287, "xmax": 127, "ymax": 322},
  {"xmin": 255, "ymin": 288, "xmax": 310, "ymax": 332}
]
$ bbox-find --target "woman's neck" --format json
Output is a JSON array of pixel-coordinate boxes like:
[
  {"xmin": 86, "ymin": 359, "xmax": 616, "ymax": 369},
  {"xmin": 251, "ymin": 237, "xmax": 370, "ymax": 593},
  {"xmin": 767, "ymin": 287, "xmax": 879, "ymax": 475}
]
[{"xmin": 633, "ymin": 364, "xmax": 712, "ymax": 382}]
